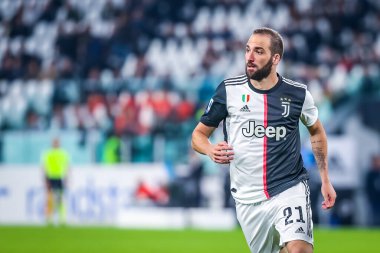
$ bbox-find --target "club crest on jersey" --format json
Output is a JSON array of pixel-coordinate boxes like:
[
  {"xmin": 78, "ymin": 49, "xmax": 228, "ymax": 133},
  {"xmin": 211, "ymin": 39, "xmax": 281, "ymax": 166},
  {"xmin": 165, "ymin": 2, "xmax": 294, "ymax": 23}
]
[
  {"xmin": 242, "ymin": 94, "xmax": 250, "ymax": 103},
  {"xmin": 281, "ymin": 97, "xmax": 291, "ymax": 118}
]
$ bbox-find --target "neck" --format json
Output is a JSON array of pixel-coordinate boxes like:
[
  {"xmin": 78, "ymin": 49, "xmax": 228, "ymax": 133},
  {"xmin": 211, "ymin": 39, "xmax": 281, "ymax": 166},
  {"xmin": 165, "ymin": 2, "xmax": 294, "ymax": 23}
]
[{"xmin": 250, "ymin": 71, "xmax": 278, "ymax": 90}]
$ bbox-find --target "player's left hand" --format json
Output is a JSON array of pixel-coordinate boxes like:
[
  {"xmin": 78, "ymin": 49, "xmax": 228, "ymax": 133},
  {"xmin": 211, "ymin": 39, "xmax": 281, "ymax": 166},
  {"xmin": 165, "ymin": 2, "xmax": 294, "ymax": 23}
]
[{"xmin": 321, "ymin": 181, "xmax": 336, "ymax": 210}]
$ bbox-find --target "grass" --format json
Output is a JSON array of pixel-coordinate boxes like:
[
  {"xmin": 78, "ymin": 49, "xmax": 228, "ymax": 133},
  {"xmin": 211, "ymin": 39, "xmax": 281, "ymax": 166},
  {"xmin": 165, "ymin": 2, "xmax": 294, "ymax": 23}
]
[{"xmin": 0, "ymin": 226, "xmax": 379, "ymax": 253}]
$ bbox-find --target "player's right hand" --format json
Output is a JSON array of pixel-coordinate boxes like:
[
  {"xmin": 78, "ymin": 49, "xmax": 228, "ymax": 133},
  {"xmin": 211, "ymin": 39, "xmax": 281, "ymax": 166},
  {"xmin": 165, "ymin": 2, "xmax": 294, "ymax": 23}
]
[{"xmin": 208, "ymin": 141, "xmax": 234, "ymax": 164}]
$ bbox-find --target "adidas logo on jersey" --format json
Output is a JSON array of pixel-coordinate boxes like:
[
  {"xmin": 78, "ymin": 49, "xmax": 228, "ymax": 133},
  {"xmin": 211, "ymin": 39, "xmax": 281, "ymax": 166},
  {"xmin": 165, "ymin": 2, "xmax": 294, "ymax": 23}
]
[
  {"xmin": 240, "ymin": 105, "xmax": 250, "ymax": 112},
  {"xmin": 295, "ymin": 227, "xmax": 305, "ymax": 234}
]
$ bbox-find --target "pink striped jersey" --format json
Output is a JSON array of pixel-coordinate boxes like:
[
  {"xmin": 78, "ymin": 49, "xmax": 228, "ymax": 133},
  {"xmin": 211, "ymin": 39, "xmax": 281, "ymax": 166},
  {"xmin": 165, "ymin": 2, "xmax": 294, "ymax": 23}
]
[{"xmin": 200, "ymin": 74, "xmax": 318, "ymax": 204}]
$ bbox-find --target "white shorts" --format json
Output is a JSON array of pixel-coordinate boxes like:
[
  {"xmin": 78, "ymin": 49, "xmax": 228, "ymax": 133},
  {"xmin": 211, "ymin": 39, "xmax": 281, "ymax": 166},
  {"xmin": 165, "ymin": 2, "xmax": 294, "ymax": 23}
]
[{"xmin": 235, "ymin": 181, "xmax": 313, "ymax": 253}]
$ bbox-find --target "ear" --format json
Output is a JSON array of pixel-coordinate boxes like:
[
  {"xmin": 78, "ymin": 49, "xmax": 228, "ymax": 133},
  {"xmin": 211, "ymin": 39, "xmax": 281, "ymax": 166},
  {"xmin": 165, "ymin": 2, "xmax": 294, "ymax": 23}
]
[{"xmin": 272, "ymin": 54, "xmax": 281, "ymax": 65}]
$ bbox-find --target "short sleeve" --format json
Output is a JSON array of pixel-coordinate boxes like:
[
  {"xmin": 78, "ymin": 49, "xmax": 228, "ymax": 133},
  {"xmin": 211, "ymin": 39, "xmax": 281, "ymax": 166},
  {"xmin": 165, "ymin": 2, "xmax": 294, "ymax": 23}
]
[
  {"xmin": 300, "ymin": 89, "xmax": 318, "ymax": 127},
  {"xmin": 200, "ymin": 81, "xmax": 228, "ymax": 127}
]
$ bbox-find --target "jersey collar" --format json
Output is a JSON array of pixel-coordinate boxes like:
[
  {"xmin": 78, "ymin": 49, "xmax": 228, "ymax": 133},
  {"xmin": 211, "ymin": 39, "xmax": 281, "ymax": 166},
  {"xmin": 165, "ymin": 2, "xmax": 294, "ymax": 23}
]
[{"xmin": 247, "ymin": 73, "xmax": 283, "ymax": 94}]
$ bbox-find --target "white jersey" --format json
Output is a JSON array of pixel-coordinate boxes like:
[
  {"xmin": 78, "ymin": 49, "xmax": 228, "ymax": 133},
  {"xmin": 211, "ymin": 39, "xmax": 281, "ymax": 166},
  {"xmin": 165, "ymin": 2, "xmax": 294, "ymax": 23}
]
[{"xmin": 200, "ymin": 74, "xmax": 318, "ymax": 204}]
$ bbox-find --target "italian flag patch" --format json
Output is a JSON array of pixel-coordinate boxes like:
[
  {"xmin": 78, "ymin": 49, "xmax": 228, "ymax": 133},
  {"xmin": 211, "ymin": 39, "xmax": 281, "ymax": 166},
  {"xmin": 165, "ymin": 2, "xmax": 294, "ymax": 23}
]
[{"xmin": 242, "ymin": 94, "xmax": 250, "ymax": 102}]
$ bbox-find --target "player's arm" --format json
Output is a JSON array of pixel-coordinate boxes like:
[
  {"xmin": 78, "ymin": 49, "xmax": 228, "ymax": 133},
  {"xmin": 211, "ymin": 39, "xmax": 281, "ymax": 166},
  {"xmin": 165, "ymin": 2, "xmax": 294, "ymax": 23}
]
[
  {"xmin": 301, "ymin": 89, "xmax": 336, "ymax": 209},
  {"xmin": 192, "ymin": 123, "xmax": 234, "ymax": 164},
  {"xmin": 307, "ymin": 120, "xmax": 336, "ymax": 210},
  {"xmin": 64, "ymin": 153, "xmax": 71, "ymax": 189},
  {"xmin": 42, "ymin": 166, "xmax": 49, "ymax": 189},
  {"xmin": 40, "ymin": 154, "xmax": 49, "ymax": 189},
  {"xmin": 192, "ymin": 80, "xmax": 233, "ymax": 164}
]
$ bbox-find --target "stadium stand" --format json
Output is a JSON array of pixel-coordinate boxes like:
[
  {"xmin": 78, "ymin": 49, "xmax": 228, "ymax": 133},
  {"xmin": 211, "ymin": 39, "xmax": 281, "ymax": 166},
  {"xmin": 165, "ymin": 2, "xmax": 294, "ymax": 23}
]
[{"xmin": 0, "ymin": 0, "xmax": 379, "ymax": 165}]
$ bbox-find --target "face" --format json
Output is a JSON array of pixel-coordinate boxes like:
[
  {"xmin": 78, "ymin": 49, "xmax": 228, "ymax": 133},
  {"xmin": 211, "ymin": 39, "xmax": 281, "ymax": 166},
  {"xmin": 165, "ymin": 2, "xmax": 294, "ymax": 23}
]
[
  {"xmin": 245, "ymin": 34, "xmax": 275, "ymax": 81},
  {"xmin": 52, "ymin": 138, "xmax": 60, "ymax": 148}
]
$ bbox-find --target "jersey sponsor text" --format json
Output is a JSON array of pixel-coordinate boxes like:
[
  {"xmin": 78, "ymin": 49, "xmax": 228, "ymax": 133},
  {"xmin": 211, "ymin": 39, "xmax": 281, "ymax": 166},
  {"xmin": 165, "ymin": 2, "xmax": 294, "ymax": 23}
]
[{"xmin": 242, "ymin": 121, "xmax": 286, "ymax": 141}]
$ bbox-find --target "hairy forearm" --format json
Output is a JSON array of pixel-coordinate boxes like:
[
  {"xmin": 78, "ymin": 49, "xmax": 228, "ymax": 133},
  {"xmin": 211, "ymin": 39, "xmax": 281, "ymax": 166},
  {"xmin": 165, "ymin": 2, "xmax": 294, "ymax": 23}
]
[
  {"xmin": 308, "ymin": 121, "xmax": 336, "ymax": 209},
  {"xmin": 191, "ymin": 129, "xmax": 213, "ymax": 156},
  {"xmin": 310, "ymin": 126, "xmax": 330, "ymax": 183},
  {"xmin": 192, "ymin": 123, "xmax": 233, "ymax": 164},
  {"xmin": 311, "ymin": 137, "xmax": 328, "ymax": 180}
]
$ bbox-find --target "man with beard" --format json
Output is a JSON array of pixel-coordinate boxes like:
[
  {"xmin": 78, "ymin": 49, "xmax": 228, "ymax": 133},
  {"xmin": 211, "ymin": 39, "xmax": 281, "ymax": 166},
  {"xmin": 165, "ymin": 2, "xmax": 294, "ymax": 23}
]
[{"xmin": 191, "ymin": 27, "xmax": 336, "ymax": 253}]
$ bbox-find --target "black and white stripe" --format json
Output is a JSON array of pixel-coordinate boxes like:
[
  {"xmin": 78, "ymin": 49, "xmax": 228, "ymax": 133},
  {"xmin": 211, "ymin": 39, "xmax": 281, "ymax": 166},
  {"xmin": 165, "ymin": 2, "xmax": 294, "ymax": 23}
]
[
  {"xmin": 302, "ymin": 180, "xmax": 313, "ymax": 238},
  {"xmin": 282, "ymin": 77, "xmax": 307, "ymax": 89},
  {"xmin": 224, "ymin": 75, "xmax": 247, "ymax": 86}
]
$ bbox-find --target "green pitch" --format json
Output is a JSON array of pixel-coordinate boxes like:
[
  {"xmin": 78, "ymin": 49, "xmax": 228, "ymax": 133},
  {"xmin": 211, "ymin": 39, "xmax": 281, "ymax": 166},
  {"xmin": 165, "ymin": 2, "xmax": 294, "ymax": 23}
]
[{"xmin": 0, "ymin": 226, "xmax": 378, "ymax": 253}]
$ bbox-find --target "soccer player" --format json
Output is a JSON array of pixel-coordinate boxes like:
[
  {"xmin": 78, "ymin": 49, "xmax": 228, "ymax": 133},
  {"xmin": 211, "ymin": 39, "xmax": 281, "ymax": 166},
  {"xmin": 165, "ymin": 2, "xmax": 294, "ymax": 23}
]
[
  {"xmin": 191, "ymin": 27, "xmax": 336, "ymax": 253},
  {"xmin": 42, "ymin": 138, "xmax": 70, "ymax": 225}
]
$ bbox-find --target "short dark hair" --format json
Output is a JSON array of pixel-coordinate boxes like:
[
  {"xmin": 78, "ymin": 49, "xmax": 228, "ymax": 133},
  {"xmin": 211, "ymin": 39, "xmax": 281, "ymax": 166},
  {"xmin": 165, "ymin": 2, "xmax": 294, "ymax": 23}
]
[{"xmin": 253, "ymin": 27, "xmax": 284, "ymax": 59}]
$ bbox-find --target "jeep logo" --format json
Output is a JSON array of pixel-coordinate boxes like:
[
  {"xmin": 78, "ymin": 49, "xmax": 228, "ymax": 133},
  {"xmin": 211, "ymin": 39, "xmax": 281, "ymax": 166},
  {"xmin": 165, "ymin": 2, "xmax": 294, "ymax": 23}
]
[{"xmin": 242, "ymin": 121, "xmax": 286, "ymax": 141}]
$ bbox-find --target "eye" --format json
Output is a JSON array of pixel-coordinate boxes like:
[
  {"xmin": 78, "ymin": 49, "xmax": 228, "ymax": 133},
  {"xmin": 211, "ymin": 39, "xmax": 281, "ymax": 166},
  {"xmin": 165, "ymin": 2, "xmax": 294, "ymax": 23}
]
[{"xmin": 245, "ymin": 47, "xmax": 250, "ymax": 53}]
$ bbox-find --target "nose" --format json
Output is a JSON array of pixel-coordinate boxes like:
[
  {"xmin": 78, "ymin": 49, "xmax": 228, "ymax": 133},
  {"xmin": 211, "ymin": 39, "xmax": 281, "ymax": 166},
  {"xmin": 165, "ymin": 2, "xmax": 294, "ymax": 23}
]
[{"xmin": 246, "ymin": 51, "xmax": 255, "ymax": 62}]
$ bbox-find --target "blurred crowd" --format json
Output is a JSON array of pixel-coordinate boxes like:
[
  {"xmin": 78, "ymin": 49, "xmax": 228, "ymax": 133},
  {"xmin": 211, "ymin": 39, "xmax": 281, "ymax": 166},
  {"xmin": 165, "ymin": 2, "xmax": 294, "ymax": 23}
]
[{"xmin": 0, "ymin": 0, "xmax": 380, "ymax": 162}]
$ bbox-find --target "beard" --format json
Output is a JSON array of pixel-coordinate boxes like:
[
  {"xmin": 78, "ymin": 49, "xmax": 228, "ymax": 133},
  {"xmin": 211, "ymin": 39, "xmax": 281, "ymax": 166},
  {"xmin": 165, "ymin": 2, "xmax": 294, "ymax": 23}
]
[{"xmin": 246, "ymin": 58, "xmax": 273, "ymax": 81}]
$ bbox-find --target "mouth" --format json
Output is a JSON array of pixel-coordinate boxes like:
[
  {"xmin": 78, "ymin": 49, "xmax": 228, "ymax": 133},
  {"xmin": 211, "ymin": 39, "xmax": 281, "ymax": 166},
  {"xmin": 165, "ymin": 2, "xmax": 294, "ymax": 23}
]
[
  {"xmin": 247, "ymin": 65, "xmax": 257, "ymax": 71},
  {"xmin": 247, "ymin": 62, "xmax": 257, "ymax": 70}
]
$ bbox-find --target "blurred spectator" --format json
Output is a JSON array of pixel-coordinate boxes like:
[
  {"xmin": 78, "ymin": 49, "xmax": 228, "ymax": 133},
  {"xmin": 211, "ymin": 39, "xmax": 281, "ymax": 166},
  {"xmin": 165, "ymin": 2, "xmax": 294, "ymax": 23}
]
[
  {"xmin": 0, "ymin": 50, "xmax": 23, "ymax": 81},
  {"xmin": 38, "ymin": 0, "xmax": 62, "ymax": 22},
  {"xmin": 174, "ymin": 92, "xmax": 195, "ymax": 122},
  {"xmin": 113, "ymin": 91, "xmax": 139, "ymax": 135},
  {"xmin": 168, "ymin": 151, "xmax": 204, "ymax": 208},
  {"xmin": 41, "ymin": 137, "xmax": 70, "ymax": 225},
  {"xmin": 365, "ymin": 154, "xmax": 380, "ymax": 226},
  {"xmin": 101, "ymin": 131, "xmax": 121, "ymax": 164},
  {"xmin": 135, "ymin": 180, "xmax": 169, "ymax": 206},
  {"xmin": 8, "ymin": 6, "xmax": 32, "ymax": 38},
  {"xmin": 186, "ymin": 151, "xmax": 204, "ymax": 207}
]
